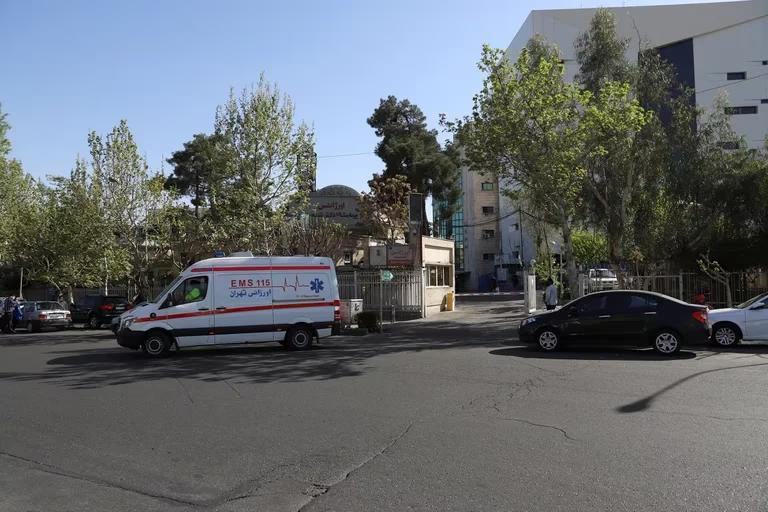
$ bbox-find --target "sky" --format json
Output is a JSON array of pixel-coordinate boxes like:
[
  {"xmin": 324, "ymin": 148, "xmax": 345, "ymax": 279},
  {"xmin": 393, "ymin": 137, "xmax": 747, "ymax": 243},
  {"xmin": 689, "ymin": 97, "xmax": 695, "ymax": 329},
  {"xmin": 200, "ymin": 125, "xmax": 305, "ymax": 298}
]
[{"xmin": 1, "ymin": 0, "xmax": 725, "ymax": 194}]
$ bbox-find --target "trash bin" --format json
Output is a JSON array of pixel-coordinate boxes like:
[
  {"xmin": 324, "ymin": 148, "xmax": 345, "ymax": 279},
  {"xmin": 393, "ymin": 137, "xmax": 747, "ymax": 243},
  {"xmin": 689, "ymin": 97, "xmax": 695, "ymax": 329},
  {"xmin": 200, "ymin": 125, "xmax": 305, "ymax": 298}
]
[{"xmin": 445, "ymin": 292, "xmax": 455, "ymax": 311}]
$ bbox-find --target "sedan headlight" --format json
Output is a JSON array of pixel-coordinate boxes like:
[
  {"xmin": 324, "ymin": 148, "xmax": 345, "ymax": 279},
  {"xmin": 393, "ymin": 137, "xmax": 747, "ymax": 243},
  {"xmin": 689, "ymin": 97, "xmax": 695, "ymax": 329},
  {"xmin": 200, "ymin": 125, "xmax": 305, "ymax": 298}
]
[{"xmin": 521, "ymin": 317, "xmax": 537, "ymax": 327}]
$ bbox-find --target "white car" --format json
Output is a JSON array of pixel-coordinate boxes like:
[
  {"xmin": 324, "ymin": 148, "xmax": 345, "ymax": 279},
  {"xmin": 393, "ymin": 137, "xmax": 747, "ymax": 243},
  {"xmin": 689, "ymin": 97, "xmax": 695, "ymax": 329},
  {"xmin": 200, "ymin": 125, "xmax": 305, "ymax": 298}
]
[
  {"xmin": 709, "ymin": 292, "xmax": 768, "ymax": 346},
  {"xmin": 588, "ymin": 268, "xmax": 619, "ymax": 291}
]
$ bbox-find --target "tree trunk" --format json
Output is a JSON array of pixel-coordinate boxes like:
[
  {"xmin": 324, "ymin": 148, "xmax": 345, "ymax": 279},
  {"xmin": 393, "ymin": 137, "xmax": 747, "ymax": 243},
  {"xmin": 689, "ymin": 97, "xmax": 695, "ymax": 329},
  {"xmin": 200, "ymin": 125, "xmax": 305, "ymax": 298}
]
[{"xmin": 561, "ymin": 222, "xmax": 578, "ymax": 299}]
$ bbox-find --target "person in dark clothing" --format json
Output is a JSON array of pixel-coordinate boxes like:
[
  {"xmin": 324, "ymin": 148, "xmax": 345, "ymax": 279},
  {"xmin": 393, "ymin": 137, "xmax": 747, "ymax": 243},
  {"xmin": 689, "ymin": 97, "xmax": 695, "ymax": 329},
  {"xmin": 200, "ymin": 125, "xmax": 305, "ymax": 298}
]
[{"xmin": 2, "ymin": 296, "xmax": 18, "ymax": 334}]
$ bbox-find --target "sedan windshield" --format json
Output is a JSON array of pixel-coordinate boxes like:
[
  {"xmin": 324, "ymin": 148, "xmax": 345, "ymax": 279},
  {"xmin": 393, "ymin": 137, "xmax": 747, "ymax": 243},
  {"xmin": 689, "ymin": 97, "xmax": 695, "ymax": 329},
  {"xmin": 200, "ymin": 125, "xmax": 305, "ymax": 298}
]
[
  {"xmin": 736, "ymin": 292, "xmax": 768, "ymax": 309},
  {"xmin": 595, "ymin": 269, "xmax": 616, "ymax": 279}
]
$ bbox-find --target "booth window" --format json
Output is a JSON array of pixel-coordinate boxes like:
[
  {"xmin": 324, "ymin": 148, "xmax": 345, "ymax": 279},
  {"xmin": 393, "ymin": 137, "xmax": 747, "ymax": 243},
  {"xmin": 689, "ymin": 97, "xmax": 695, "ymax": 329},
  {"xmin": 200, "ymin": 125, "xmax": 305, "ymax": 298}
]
[{"xmin": 427, "ymin": 265, "xmax": 453, "ymax": 287}]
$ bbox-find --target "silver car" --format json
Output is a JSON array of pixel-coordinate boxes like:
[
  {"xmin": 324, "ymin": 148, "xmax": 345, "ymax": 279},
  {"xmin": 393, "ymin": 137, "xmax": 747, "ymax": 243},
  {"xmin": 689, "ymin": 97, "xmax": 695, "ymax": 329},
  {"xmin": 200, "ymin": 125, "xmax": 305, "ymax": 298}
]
[{"xmin": 22, "ymin": 301, "xmax": 72, "ymax": 332}]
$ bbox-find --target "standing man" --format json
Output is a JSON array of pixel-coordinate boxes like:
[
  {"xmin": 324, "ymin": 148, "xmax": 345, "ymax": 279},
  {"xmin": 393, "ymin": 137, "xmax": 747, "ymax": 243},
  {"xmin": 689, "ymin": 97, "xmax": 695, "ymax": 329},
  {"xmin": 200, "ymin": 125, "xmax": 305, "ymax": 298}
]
[
  {"xmin": 544, "ymin": 278, "xmax": 558, "ymax": 311},
  {"xmin": 2, "ymin": 295, "xmax": 17, "ymax": 333}
]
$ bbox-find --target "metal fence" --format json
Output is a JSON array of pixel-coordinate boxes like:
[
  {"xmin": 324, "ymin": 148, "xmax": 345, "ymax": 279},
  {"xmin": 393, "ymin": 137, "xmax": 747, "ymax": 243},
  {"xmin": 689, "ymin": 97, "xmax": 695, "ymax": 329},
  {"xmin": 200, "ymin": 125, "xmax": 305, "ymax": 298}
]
[
  {"xmin": 337, "ymin": 269, "xmax": 424, "ymax": 320},
  {"xmin": 579, "ymin": 271, "xmax": 768, "ymax": 308}
]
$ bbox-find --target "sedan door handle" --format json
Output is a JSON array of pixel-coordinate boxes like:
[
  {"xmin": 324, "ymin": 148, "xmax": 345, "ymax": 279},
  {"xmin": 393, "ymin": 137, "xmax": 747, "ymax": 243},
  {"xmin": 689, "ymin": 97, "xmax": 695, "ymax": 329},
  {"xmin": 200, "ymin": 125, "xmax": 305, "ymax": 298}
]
[
  {"xmin": 198, "ymin": 307, "xmax": 209, "ymax": 311},
  {"xmin": 215, "ymin": 307, "xmax": 226, "ymax": 310},
  {"xmin": 644, "ymin": 311, "xmax": 657, "ymax": 315},
  {"xmin": 598, "ymin": 314, "xmax": 611, "ymax": 318}
]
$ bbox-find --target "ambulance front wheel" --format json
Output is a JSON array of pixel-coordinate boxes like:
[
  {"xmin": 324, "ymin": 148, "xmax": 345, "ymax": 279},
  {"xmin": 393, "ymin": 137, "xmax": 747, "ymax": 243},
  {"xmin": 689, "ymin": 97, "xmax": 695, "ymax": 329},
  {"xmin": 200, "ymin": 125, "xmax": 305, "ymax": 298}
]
[
  {"xmin": 285, "ymin": 326, "xmax": 313, "ymax": 351},
  {"xmin": 142, "ymin": 331, "xmax": 171, "ymax": 357}
]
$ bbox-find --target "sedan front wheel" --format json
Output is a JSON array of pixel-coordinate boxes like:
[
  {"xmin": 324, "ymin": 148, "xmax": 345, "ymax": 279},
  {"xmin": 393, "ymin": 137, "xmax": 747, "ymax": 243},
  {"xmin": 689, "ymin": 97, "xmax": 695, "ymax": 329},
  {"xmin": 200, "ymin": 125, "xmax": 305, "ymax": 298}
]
[
  {"xmin": 537, "ymin": 329, "xmax": 560, "ymax": 352},
  {"xmin": 713, "ymin": 324, "xmax": 740, "ymax": 347}
]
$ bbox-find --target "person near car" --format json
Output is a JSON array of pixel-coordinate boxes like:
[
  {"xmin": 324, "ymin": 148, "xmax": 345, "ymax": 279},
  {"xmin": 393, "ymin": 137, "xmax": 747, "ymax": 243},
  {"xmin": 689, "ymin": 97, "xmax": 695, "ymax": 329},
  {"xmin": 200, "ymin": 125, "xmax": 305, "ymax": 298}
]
[
  {"xmin": 544, "ymin": 278, "xmax": 558, "ymax": 311},
  {"xmin": 2, "ymin": 295, "xmax": 17, "ymax": 333},
  {"xmin": 12, "ymin": 300, "xmax": 23, "ymax": 330}
]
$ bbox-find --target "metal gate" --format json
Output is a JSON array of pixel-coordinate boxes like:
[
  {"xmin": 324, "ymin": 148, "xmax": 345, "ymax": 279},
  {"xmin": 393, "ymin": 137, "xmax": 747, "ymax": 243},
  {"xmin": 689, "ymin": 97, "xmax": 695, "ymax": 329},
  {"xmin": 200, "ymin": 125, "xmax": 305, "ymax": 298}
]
[{"xmin": 337, "ymin": 270, "xmax": 424, "ymax": 320}]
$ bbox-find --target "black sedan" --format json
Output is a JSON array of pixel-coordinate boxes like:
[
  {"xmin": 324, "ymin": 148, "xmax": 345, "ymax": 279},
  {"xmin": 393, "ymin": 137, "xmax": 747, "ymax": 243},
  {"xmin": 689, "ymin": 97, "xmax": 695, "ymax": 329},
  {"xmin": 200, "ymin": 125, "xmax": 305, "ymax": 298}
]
[{"xmin": 518, "ymin": 290, "xmax": 710, "ymax": 355}]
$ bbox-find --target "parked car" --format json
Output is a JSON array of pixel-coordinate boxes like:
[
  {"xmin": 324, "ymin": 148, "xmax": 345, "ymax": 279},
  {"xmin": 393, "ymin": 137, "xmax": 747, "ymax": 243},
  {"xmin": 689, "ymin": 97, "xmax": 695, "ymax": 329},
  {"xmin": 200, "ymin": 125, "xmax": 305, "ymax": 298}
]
[
  {"xmin": 116, "ymin": 256, "xmax": 341, "ymax": 357},
  {"xmin": 69, "ymin": 295, "xmax": 131, "ymax": 329},
  {"xmin": 588, "ymin": 268, "xmax": 619, "ymax": 291},
  {"xmin": 21, "ymin": 301, "xmax": 72, "ymax": 332},
  {"xmin": 518, "ymin": 290, "xmax": 710, "ymax": 355},
  {"xmin": 708, "ymin": 292, "xmax": 768, "ymax": 346}
]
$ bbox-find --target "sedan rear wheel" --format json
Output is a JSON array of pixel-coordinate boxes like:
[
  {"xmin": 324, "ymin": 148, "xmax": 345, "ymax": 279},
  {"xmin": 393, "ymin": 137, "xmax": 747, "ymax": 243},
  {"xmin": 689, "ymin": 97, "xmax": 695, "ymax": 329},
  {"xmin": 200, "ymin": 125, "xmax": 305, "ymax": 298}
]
[
  {"xmin": 88, "ymin": 315, "xmax": 101, "ymax": 329},
  {"xmin": 654, "ymin": 331, "xmax": 680, "ymax": 355},
  {"xmin": 537, "ymin": 329, "xmax": 560, "ymax": 352},
  {"xmin": 713, "ymin": 324, "xmax": 739, "ymax": 347}
]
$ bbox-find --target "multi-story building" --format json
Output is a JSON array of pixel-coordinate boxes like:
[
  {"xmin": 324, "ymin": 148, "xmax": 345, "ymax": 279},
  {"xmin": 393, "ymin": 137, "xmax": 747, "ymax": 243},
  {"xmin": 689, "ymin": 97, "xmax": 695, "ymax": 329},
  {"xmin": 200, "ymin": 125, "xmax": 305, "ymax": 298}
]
[
  {"xmin": 434, "ymin": 168, "xmax": 502, "ymax": 292},
  {"xmin": 497, "ymin": 0, "xmax": 767, "ymax": 282}
]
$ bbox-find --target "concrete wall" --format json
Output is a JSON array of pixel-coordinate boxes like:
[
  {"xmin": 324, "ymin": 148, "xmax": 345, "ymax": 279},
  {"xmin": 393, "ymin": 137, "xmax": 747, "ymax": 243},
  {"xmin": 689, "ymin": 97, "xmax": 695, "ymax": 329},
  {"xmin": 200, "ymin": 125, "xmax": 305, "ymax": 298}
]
[
  {"xmin": 422, "ymin": 236, "xmax": 455, "ymax": 316},
  {"xmin": 694, "ymin": 15, "xmax": 768, "ymax": 148},
  {"xmin": 505, "ymin": 0, "xmax": 767, "ymax": 148}
]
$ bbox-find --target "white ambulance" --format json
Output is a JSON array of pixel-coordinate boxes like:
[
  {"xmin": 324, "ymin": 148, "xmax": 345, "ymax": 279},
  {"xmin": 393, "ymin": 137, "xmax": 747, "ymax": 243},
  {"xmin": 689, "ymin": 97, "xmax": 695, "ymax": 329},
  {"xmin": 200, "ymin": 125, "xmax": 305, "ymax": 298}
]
[{"xmin": 116, "ymin": 256, "xmax": 340, "ymax": 357}]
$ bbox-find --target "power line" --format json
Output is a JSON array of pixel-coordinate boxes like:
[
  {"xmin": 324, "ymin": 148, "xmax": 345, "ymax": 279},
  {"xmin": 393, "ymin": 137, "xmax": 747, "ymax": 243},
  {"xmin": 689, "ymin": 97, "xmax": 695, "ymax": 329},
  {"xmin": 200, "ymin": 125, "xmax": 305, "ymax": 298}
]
[
  {"xmin": 695, "ymin": 73, "xmax": 768, "ymax": 95},
  {"xmin": 316, "ymin": 151, "xmax": 374, "ymax": 159}
]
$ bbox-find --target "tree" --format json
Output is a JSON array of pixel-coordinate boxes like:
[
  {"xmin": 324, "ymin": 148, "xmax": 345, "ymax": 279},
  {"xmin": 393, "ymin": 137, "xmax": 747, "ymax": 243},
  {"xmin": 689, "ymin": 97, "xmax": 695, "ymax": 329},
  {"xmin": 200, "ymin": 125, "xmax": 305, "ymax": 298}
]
[
  {"xmin": 273, "ymin": 218, "xmax": 348, "ymax": 260},
  {"xmin": 367, "ymin": 96, "xmax": 459, "ymax": 233},
  {"xmin": 195, "ymin": 76, "xmax": 317, "ymax": 254},
  {"xmin": 165, "ymin": 133, "xmax": 228, "ymax": 219},
  {"xmin": 0, "ymin": 105, "xmax": 39, "ymax": 267},
  {"xmin": 574, "ymin": 10, "xmax": 657, "ymax": 271},
  {"xmin": 358, "ymin": 174, "xmax": 411, "ymax": 244},
  {"xmin": 574, "ymin": 8, "xmax": 631, "ymax": 94},
  {"xmin": 449, "ymin": 45, "xmax": 592, "ymax": 294},
  {"xmin": 89, "ymin": 120, "xmax": 173, "ymax": 291},
  {"xmin": 571, "ymin": 230, "xmax": 608, "ymax": 268}
]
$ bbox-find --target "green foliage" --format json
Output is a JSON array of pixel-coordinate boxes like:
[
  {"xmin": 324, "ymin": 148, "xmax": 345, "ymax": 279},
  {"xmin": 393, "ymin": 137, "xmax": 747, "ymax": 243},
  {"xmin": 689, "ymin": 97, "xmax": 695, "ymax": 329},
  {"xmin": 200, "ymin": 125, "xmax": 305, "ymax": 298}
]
[
  {"xmin": 571, "ymin": 230, "xmax": 608, "ymax": 267},
  {"xmin": 574, "ymin": 8, "xmax": 632, "ymax": 94},
  {"xmin": 367, "ymin": 96, "xmax": 459, "ymax": 231},
  {"xmin": 448, "ymin": 44, "xmax": 593, "ymax": 292},
  {"xmin": 165, "ymin": 133, "xmax": 228, "ymax": 217},
  {"xmin": 358, "ymin": 174, "xmax": 411, "ymax": 243}
]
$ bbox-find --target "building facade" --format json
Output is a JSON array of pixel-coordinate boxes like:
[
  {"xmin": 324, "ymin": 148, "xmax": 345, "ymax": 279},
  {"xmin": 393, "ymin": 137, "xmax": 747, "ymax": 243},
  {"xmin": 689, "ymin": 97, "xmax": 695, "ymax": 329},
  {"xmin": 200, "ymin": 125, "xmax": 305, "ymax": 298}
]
[
  {"xmin": 434, "ymin": 167, "xmax": 504, "ymax": 292},
  {"xmin": 498, "ymin": 0, "xmax": 767, "ymax": 281}
]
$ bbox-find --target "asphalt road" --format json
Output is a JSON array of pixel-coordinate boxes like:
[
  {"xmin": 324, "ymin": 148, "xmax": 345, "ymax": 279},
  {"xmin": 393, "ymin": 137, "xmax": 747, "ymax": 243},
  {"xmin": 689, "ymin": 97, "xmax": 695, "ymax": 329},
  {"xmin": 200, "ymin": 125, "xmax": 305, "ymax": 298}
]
[{"xmin": 2, "ymin": 301, "xmax": 768, "ymax": 511}]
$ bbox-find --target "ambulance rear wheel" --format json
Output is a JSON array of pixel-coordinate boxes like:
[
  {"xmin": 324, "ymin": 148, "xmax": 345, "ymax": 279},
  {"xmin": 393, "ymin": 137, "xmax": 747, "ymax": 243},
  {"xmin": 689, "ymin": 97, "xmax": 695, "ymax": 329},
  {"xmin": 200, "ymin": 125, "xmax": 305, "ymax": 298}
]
[
  {"xmin": 285, "ymin": 326, "xmax": 313, "ymax": 351},
  {"xmin": 142, "ymin": 331, "xmax": 171, "ymax": 358}
]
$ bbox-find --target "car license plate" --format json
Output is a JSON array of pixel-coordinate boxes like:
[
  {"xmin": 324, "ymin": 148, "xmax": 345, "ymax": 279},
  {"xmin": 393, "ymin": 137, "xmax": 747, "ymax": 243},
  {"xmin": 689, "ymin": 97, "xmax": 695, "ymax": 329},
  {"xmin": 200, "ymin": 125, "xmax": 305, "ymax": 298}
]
[{"xmin": 49, "ymin": 314, "xmax": 62, "ymax": 319}]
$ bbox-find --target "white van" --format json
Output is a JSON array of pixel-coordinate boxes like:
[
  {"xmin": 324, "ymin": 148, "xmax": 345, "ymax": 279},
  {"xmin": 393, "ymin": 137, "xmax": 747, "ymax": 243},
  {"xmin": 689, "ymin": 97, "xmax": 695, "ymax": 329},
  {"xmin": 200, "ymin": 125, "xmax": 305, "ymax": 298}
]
[{"xmin": 116, "ymin": 256, "xmax": 340, "ymax": 357}]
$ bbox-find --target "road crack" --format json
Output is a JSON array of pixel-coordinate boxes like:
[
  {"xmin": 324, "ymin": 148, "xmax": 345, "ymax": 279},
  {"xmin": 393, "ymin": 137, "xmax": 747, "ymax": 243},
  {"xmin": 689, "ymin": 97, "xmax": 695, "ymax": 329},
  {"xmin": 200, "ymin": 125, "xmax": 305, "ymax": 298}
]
[
  {"xmin": 297, "ymin": 421, "xmax": 415, "ymax": 511},
  {"xmin": 0, "ymin": 450, "xmax": 196, "ymax": 507},
  {"xmin": 497, "ymin": 416, "xmax": 578, "ymax": 441}
]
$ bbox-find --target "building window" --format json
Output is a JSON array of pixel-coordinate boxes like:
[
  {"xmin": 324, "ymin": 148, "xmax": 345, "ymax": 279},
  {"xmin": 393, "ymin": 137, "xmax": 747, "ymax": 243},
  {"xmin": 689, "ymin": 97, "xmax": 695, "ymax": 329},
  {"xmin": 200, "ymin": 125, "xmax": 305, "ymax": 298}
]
[
  {"xmin": 482, "ymin": 229, "xmax": 495, "ymax": 239},
  {"xmin": 482, "ymin": 206, "xmax": 495, "ymax": 216},
  {"xmin": 761, "ymin": 99, "xmax": 768, "ymax": 104},
  {"xmin": 726, "ymin": 72, "xmax": 746, "ymax": 80},
  {"xmin": 482, "ymin": 253, "xmax": 494, "ymax": 261},
  {"xmin": 343, "ymin": 251, "xmax": 353, "ymax": 264},
  {"xmin": 511, "ymin": 251, "xmax": 520, "ymax": 260},
  {"xmin": 481, "ymin": 182, "xmax": 494, "ymax": 191},
  {"xmin": 512, "ymin": 223, "xmax": 519, "ymax": 231},
  {"xmin": 427, "ymin": 265, "xmax": 453, "ymax": 287},
  {"xmin": 725, "ymin": 106, "xmax": 758, "ymax": 115},
  {"xmin": 763, "ymin": 61, "xmax": 768, "ymax": 66}
]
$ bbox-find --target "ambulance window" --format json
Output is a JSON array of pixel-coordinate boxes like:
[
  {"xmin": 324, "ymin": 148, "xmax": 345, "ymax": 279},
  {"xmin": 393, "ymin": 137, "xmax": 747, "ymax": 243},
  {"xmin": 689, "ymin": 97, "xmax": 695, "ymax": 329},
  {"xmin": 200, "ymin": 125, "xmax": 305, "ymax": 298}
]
[{"xmin": 165, "ymin": 277, "xmax": 208, "ymax": 307}]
